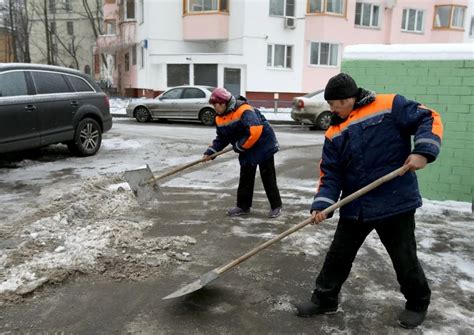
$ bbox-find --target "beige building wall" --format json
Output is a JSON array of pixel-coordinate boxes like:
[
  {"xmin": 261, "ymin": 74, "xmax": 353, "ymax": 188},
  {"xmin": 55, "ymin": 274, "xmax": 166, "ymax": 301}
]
[{"xmin": 28, "ymin": 0, "xmax": 102, "ymax": 74}]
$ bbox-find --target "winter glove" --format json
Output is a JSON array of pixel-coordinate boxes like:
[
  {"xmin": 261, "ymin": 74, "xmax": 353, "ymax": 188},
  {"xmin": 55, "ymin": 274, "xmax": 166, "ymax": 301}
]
[
  {"xmin": 203, "ymin": 147, "xmax": 217, "ymax": 160},
  {"xmin": 232, "ymin": 143, "xmax": 245, "ymax": 153}
]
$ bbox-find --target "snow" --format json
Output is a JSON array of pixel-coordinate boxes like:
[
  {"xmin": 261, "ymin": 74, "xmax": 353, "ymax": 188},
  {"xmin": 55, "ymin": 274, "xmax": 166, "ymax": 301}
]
[
  {"xmin": 344, "ymin": 43, "xmax": 474, "ymax": 60},
  {"xmin": 0, "ymin": 120, "xmax": 472, "ymax": 333}
]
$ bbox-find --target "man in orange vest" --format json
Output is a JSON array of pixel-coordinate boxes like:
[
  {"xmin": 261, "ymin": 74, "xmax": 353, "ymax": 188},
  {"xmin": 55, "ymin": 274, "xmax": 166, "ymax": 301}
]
[
  {"xmin": 294, "ymin": 73, "xmax": 443, "ymax": 329},
  {"xmin": 203, "ymin": 88, "xmax": 282, "ymax": 218}
]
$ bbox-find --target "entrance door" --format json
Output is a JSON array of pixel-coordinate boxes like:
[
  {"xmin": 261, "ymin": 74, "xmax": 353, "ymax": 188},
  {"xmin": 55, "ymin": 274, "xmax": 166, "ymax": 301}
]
[{"xmin": 224, "ymin": 68, "xmax": 241, "ymax": 97}]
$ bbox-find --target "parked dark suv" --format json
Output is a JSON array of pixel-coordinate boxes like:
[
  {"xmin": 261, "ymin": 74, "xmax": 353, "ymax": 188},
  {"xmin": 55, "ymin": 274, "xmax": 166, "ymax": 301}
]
[{"xmin": 0, "ymin": 63, "xmax": 112, "ymax": 156}]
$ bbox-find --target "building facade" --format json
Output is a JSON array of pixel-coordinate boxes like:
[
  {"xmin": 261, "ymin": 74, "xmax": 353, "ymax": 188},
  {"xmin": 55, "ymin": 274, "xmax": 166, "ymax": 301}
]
[
  {"xmin": 28, "ymin": 0, "xmax": 101, "ymax": 74},
  {"xmin": 96, "ymin": 0, "xmax": 470, "ymax": 100}
]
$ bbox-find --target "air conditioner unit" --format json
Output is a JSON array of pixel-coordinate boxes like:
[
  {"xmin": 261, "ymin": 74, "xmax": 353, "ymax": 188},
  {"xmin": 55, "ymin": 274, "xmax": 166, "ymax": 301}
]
[{"xmin": 284, "ymin": 17, "xmax": 296, "ymax": 29}]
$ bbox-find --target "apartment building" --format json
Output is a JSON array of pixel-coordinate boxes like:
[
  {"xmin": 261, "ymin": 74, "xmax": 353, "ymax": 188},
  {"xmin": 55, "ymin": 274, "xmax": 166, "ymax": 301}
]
[
  {"xmin": 28, "ymin": 0, "xmax": 101, "ymax": 73},
  {"xmin": 466, "ymin": 0, "xmax": 474, "ymax": 41},
  {"xmin": 95, "ymin": 0, "xmax": 469, "ymax": 99}
]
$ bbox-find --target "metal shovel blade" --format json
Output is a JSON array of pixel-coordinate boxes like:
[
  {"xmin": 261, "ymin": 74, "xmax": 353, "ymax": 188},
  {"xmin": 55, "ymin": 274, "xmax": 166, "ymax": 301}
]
[
  {"xmin": 123, "ymin": 164, "xmax": 160, "ymax": 203},
  {"xmin": 162, "ymin": 269, "xmax": 220, "ymax": 300}
]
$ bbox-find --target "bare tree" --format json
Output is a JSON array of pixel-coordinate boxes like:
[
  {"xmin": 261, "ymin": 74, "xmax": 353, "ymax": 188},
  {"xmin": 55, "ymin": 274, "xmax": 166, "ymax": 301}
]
[
  {"xmin": 1, "ymin": 0, "xmax": 32, "ymax": 62},
  {"xmin": 82, "ymin": 0, "xmax": 107, "ymax": 69}
]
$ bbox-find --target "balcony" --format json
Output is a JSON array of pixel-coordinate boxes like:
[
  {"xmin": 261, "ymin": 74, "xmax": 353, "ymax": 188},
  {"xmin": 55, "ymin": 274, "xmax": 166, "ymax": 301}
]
[
  {"xmin": 183, "ymin": 13, "xmax": 229, "ymax": 41},
  {"xmin": 97, "ymin": 20, "xmax": 136, "ymax": 53}
]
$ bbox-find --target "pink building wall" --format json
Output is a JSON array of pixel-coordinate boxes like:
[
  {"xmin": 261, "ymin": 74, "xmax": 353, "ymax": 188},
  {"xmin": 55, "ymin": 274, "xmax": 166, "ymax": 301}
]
[
  {"xmin": 183, "ymin": 14, "xmax": 229, "ymax": 40},
  {"xmin": 302, "ymin": 0, "xmax": 468, "ymax": 91}
]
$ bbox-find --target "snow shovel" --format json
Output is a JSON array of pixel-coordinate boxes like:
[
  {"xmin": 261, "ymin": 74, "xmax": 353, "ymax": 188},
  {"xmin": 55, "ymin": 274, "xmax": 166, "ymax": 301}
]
[
  {"xmin": 124, "ymin": 147, "xmax": 233, "ymax": 203},
  {"xmin": 162, "ymin": 165, "xmax": 410, "ymax": 300}
]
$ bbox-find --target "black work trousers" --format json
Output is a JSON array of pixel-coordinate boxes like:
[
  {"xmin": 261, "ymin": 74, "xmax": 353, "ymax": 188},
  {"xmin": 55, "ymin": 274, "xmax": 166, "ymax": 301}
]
[
  {"xmin": 312, "ymin": 210, "xmax": 431, "ymax": 312},
  {"xmin": 237, "ymin": 156, "xmax": 282, "ymax": 210}
]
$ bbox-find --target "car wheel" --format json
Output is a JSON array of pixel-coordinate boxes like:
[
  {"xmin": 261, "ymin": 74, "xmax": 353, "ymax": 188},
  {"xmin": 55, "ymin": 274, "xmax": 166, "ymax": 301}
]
[
  {"xmin": 67, "ymin": 118, "xmax": 102, "ymax": 156},
  {"xmin": 135, "ymin": 106, "xmax": 151, "ymax": 123},
  {"xmin": 199, "ymin": 108, "xmax": 216, "ymax": 126},
  {"xmin": 315, "ymin": 111, "xmax": 332, "ymax": 130}
]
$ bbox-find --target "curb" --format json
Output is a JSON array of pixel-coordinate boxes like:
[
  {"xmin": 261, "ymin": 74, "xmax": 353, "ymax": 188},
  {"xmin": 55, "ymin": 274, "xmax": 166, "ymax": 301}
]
[{"xmin": 111, "ymin": 114, "xmax": 298, "ymax": 125}]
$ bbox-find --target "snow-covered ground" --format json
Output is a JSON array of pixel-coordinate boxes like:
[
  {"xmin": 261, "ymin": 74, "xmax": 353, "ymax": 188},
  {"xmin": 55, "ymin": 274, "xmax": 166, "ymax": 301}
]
[{"xmin": 0, "ymin": 120, "xmax": 472, "ymax": 333}]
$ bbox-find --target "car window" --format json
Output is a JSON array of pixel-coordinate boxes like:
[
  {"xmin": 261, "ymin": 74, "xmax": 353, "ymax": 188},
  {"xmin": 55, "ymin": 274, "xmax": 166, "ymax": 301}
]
[
  {"xmin": 161, "ymin": 88, "xmax": 183, "ymax": 100},
  {"xmin": 182, "ymin": 88, "xmax": 205, "ymax": 99},
  {"xmin": 0, "ymin": 71, "xmax": 28, "ymax": 97},
  {"xmin": 67, "ymin": 75, "xmax": 94, "ymax": 92},
  {"xmin": 31, "ymin": 71, "xmax": 72, "ymax": 94}
]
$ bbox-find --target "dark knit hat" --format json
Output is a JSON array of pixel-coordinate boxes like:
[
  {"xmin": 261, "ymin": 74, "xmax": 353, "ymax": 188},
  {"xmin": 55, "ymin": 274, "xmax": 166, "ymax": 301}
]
[{"xmin": 324, "ymin": 73, "xmax": 359, "ymax": 100}]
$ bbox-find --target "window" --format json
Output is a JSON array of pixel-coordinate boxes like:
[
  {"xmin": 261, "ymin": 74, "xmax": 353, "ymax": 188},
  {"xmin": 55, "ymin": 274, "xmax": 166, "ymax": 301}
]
[
  {"xmin": 125, "ymin": 53, "xmax": 130, "ymax": 72},
  {"xmin": 49, "ymin": 0, "xmax": 56, "ymax": 13},
  {"xmin": 307, "ymin": 0, "xmax": 345, "ymax": 15},
  {"xmin": 162, "ymin": 88, "xmax": 184, "ymax": 100},
  {"xmin": 94, "ymin": 54, "xmax": 100, "ymax": 74},
  {"xmin": 124, "ymin": 0, "xmax": 136, "ymax": 20},
  {"xmin": 105, "ymin": 21, "xmax": 116, "ymax": 35},
  {"xmin": 167, "ymin": 64, "xmax": 189, "ymax": 87},
  {"xmin": 31, "ymin": 71, "xmax": 71, "ymax": 94},
  {"xmin": 470, "ymin": 16, "xmax": 474, "ymax": 36},
  {"xmin": 186, "ymin": 0, "xmax": 228, "ymax": 13},
  {"xmin": 194, "ymin": 64, "xmax": 217, "ymax": 87},
  {"xmin": 401, "ymin": 8, "xmax": 424, "ymax": 33},
  {"xmin": 139, "ymin": 46, "xmax": 144, "ymax": 68},
  {"xmin": 270, "ymin": 0, "xmax": 295, "ymax": 17},
  {"xmin": 355, "ymin": 2, "xmax": 379, "ymax": 28},
  {"xmin": 132, "ymin": 46, "xmax": 137, "ymax": 65},
  {"xmin": 50, "ymin": 21, "xmax": 56, "ymax": 34},
  {"xmin": 67, "ymin": 75, "xmax": 94, "ymax": 92},
  {"xmin": 139, "ymin": 0, "xmax": 144, "ymax": 23},
  {"xmin": 0, "ymin": 71, "xmax": 28, "ymax": 97},
  {"xmin": 434, "ymin": 5, "xmax": 465, "ymax": 29},
  {"xmin": 182, "ymin": 88, "xmax": 205, "ymax": 99},
  {"xmin": 67, "ymin": 21, "xmax": 74, "ymax": 35},
  {"xmin": 64, "ymin": 0, "xmax": 72, "ymax": 12},
  {"xmin": 267, "ymin": 44, "xmax": 292, "ymax": 69},
  {"xmin": 310, "ymin": 42, "xmax": 339, "ymax": 66}
]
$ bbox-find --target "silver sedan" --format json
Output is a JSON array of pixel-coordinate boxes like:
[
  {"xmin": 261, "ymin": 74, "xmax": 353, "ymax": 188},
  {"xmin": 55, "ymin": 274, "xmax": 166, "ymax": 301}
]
[
  {"xmin": 126, "ymin": 85, "xmax": 216, "ymax": 126},
  {"xmin": 290, "ymin": 89, "xmax": 332, "ymax": 130}
]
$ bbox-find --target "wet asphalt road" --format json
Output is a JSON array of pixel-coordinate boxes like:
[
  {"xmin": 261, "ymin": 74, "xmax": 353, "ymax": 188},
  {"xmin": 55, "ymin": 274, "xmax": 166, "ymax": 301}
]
[{"xmin": 0, "ymin": 120, "xmax": 451, "ymax": 334}]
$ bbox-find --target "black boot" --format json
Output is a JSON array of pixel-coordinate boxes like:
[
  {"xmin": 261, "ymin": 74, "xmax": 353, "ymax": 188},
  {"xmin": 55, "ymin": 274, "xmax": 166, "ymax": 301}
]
[
  {"xmin": 398, "ymin": 309, "xmax": 427, "ymax": 329},
  {"xmin": 294, "ymin": 301, "xmax": 338, "ymax": 317}
]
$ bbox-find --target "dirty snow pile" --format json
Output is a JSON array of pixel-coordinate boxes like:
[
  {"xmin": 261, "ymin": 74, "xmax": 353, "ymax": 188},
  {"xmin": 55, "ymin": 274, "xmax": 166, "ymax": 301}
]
[{"xmin": 0, "ymin": 176, "xmax": 196, "ymax": 303}]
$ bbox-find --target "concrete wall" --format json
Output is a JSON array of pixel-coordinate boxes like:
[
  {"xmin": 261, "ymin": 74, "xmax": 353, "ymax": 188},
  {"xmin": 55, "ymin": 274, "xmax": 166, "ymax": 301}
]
[{"xmin": 342, "ymin": 44, "xmax": 473, "ymax": 202}]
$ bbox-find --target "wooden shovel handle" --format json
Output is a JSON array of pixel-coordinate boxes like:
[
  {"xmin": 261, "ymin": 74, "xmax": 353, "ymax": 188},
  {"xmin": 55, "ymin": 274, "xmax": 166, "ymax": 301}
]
[
  {"xmin": 147, "ymin": 147, "xmax": 233, "ymax": 184},
  {"xmin": 215, "ymin": 165, "xmax": 410, "ymax": 275}
]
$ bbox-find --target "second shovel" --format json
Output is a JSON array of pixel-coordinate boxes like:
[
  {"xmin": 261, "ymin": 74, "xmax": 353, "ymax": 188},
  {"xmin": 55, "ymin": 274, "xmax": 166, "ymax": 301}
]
[{"xmin": 124, "ymin": 147, "xmax": 233, "ymax": 203}]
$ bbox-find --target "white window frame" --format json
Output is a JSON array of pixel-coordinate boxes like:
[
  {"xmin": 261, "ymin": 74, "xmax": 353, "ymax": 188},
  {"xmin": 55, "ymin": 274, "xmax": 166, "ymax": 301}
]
[
  {"xmin": 434, "ymin": 5, "xmax": 466, "ymax": 29},
  {"xmin": 470, "ymin": 16, "xmax": 474, "ymax": 37},
  {"xmin": 124, "ymin": 0, "xmax": 136, "ymax": 20},
  {"xmin": 105, "ymin": 20, "xmax": 116, "ymax": 35},
  {"xmin": 355, "ymin": 2, "xmax": 380, "ymax": 28},
  {"xmin": 307, "ymin": 0, "xmax": 345, "ymax": 16},
  {"xmin": 401, "ymin": 8, "xmax": 424, "ymax": 33},
  {"xmin": 139, "ymin": 46, "xmax": 145, "ymax": 69},
  {"xmin": 187, "ymin": 0, "xmax": 223, "ymax": 13},
  {"xmin": 138, "ymin": 0, "xmax": 144, "ymax": 24},
  {"xmin": 267, "ymin": 44, "xmax": 293, "ymax": 69},
  {"xmin": 309, "ymin": 41, "xmax": 339, "ymax": 67},
  {"xmin": 269, "ymin": 0, "xmax": 296, "ymax": 18}
]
